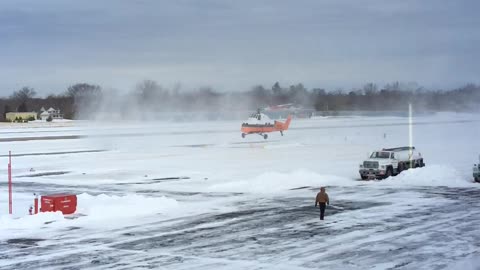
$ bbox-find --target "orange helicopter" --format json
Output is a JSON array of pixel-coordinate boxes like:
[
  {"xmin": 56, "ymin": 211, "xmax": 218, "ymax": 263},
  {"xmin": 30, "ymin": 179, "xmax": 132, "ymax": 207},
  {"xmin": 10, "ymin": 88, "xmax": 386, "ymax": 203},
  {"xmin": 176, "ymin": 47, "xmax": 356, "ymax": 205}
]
[{"xmin": 240, "ymin": 109, "xmax": 292, "ymax": 139}]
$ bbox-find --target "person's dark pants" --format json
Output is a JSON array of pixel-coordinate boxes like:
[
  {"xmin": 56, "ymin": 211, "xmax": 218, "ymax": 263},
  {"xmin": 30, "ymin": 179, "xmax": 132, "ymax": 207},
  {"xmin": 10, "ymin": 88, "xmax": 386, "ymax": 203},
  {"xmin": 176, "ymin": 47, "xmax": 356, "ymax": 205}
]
[{"xmin": 319, "ymin": 203, "xmax": 326, "ymax": 220}]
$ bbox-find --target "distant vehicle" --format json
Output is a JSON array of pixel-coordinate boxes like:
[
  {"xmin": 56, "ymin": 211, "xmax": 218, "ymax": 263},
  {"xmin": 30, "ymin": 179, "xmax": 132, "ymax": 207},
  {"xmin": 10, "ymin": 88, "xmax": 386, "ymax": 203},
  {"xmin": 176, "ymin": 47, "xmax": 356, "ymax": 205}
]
[
  {"xmin": 474, "ymin": 157, "xmax": 480, "ymax": 182},
  {"xmin": 240, "ymin": 110, "xmax": 292, "ymax": 139},
  {"xmin": 359, "ymin": 146, "xmax": 425, "ymax": 180}
]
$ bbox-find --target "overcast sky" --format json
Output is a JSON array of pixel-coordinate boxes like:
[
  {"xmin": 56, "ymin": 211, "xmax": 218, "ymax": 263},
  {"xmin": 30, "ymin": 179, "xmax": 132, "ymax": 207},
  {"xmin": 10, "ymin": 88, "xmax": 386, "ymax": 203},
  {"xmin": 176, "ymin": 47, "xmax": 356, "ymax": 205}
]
[{"xmin": 1, "ymin": 0, "xmax": 479, "ymax": 96}]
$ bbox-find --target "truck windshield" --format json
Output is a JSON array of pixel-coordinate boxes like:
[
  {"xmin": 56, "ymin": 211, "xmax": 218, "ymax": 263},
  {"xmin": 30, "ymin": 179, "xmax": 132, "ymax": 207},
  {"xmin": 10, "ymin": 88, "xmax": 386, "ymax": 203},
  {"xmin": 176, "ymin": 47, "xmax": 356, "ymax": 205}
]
[{"xmin": 370, "ymin": 151, "xmax": 391, "ymax": 159}]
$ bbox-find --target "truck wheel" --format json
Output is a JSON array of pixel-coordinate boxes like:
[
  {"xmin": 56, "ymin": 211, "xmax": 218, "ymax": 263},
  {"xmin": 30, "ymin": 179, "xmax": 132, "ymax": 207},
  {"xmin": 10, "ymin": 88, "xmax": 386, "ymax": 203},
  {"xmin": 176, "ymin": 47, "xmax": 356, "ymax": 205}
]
[
  {"xmin": 398, "ymin": 163, "xmax": 404, "ymax": 173},
  {"xmin": 385, "ymin": 167, "xmax": 393, "ymax": 179},
  {"xmin": 263, "ymin": 134, "xmax": 268, "ymax": 139},
  {"xmin": 360, "ymin": 175, "xmax": 368, "ymax": 180},
  {"xmin": 241, "ymin": 133, "xmax": 246, "ymax": 138}
]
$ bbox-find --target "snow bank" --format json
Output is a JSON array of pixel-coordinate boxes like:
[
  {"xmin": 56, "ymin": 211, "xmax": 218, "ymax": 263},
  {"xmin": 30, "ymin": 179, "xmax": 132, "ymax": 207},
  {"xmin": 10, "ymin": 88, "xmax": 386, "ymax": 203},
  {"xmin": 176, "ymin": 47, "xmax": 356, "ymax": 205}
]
[
  {"xmin": 206, "ymin": 165, "xmax": 479, "ymax": 194},
  {"xmin": 207, "ymin": 169, "xmax": 354, "ymax": 194},
  {"xmin": 0, "ymin": 193, "xmax": 180, "ymax": 238},
  {"xmin": 381, "ymin": 165, "xmax": 477, "ymax": 187},
  {"xmin": 0, "ymin": 212, "xmax": 65, "ymax": 240},
  {"xmin": 75, "ymin": 193, "xmax": 179, "ymax": 222},
  {"xmin": 0, "ymin": 212, "xmax": 64, "ymax": 231}
]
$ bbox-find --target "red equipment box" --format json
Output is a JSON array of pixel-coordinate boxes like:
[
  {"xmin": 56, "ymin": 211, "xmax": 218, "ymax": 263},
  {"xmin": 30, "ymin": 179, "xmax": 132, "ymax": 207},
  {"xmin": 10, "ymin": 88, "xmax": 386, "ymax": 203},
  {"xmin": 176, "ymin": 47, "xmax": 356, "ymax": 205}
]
[{"xmin": 40, "ymin": 194, "xmax": 77, "ymax": 215}]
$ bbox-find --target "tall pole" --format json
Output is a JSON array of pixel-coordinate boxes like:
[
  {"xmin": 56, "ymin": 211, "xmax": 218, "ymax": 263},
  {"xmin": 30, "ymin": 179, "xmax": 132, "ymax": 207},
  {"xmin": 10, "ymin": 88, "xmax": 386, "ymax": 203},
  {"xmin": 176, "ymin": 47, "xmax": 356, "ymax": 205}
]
[
  {"xmin": 409, "ymin": 103, "xmax": 413, "ymax": 168},
  {"xmin": 8, "ymin": 151, "xmax": 12, "ymax": 215}
]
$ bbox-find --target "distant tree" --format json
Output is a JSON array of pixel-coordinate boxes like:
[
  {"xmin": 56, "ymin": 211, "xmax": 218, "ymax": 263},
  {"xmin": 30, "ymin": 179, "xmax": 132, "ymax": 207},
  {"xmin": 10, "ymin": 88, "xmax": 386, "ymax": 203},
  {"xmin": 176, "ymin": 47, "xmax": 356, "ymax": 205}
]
[
  {"xmin": 271, "ymin": 82, "xmax": 289, "ymax": 104},
  {"xmin": 11, "ymin": 86, "xmax": 36, "ymax": 102},
  {"xmin": 5, "ymin": 80, "xmax": 479, "ymax": 121},
  {"xmin": 17, "ymin": 102, "xmax": 28, "ymax": 112},
  {"xmin": 249, "ymin": 85, "xmax": 271, "ymax": 108},
  {"xmin": 288, "ymin": 83, "xmax": 309, "ymax": 105},
  {"xmin": 136, "ymin": 80, "xmax": 165, "ymax": 101},
  {"xmin": 135, "ymin": 80, "xmax": 171, "ymax": 111},
  {"xmin": 362, "ymin": 83, "xmax": 378, "ymax": 95},
  {"xmin": 11, "ymin": 86, "xmax": 36, "ymax": 112},
  {"xmin": 312, "ymin": 88, "xmax": 326, "ymax": 96},
  {"xmin": 251, "ymin": 85, "xmax": 268, "ymax": 98},
  {"xmin": 347, "ymin": 90, "xmax": 359, "ymax": 109},
  {"xmin": 272, "ymin": 82, "xmax": 282, "ymax": 96},
  {"xmin": 195, "ymin": 87, "xmax": 222, "ymax": 110},
  {"xmin": 312, "ymin": 88, "xmax": 327, "ymax": 111},
  {"xmin": 66, "ymin": 83, "xmax": 101, "ymax": 98},
  {"xmin": 65, "ymin": 83, "xmax": 102, "ymax": 119},
  {"xmin": 383, "ymin": 81, "xmax": 401, "ymax": 91}
]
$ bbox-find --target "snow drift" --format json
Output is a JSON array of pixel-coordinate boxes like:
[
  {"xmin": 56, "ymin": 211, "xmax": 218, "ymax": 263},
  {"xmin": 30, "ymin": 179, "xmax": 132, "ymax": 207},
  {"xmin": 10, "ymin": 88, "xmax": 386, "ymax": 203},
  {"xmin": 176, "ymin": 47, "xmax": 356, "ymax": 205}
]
[
  {"xmin": 207, "ymin": 169, "xmax": 355, "ymax": 194},
  {"xmin": 0, "ymin": 212, "xmax": 65, "ymax": 240},
  {"xmin": 75, "ymin": 193, "xmax": 179, "ymax": 223},
  {"xmin": 0, "ymin": 211, "xmax": 64, "ymax": 231},
  {"xmin": 381, "ymin": 165, "xmax": 476, "ymax": 187},
  {"xmin": 0, "ymin": 193, "xmax": 180, "ymax": 238}
]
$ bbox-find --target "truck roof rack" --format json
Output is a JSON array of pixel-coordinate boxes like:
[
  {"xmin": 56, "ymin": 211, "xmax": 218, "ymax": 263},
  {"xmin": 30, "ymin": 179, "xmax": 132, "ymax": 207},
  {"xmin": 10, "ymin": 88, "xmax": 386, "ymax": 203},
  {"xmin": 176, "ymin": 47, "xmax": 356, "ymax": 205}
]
[{"xmin": 382, "ymin": 146, "xmax": 415, "ymax": 151}]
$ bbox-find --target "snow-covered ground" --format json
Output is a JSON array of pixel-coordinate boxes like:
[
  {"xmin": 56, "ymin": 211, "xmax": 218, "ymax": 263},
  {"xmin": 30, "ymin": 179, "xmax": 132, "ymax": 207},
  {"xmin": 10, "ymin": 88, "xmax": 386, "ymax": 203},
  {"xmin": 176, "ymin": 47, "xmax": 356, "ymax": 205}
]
[{"xmin": 0, "ymin": 112, "xmax": 479, "ymax": 269}]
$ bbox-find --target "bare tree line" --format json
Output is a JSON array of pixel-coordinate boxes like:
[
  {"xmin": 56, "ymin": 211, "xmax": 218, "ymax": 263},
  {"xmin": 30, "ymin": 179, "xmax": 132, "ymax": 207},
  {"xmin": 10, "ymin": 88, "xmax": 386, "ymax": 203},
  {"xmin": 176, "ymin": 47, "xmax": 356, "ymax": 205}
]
[{"xmin": 1, "ymin": 81, "xmax": 479, "ymax": 121}]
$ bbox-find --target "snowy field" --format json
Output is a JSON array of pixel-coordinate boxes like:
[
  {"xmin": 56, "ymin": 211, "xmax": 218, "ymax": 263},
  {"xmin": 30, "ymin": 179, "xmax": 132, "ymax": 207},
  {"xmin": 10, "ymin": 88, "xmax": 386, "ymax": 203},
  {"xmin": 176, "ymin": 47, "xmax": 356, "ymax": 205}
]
[{"xmin": 1, "ymin": 113, "xmax": 480, "ymax": 269}]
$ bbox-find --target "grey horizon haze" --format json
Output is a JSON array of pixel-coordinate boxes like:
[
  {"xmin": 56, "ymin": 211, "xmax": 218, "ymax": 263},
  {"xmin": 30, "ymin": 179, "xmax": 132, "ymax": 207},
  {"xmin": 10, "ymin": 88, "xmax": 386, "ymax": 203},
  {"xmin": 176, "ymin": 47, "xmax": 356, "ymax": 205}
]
[{"xmin": 1, "ymin": 0, "xmax": 479, "ymax": 96}]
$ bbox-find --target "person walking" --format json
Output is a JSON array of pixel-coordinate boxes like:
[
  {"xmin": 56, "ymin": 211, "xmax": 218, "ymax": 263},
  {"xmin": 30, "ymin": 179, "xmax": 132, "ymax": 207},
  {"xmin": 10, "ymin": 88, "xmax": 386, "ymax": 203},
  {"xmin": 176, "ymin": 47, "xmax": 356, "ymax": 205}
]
[{"xmin": 315, "ymin": 187, "xmax": 329, "ymax": 220}]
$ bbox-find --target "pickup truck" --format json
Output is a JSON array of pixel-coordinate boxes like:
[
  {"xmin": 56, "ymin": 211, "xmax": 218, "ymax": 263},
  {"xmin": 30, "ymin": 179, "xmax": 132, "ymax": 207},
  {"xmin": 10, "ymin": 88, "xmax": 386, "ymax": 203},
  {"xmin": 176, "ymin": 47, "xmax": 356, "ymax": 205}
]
[{"xmin": 359, "ymin": 146, "xmax": 425, "ymax": 180}]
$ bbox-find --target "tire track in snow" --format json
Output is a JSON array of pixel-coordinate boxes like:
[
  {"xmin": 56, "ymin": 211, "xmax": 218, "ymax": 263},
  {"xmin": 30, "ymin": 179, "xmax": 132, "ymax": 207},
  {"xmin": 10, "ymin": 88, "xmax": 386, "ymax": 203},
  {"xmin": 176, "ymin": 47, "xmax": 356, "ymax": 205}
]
[{"xmin": 1, "ymin": 187, "xmax": 479, "ymax": 269}]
